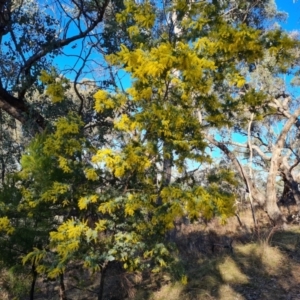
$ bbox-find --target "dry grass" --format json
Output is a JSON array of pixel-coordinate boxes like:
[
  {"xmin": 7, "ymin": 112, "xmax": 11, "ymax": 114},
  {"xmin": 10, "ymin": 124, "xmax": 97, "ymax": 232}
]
[
  {"xmin": 235, "ymin": 242, "xmax": 285, "ymax": 276},
  {"xmin": 140, "ymin": 240, "xmax": 296, "ymax": 300},
  {"xmin": 218, "ymin": 284, "xmax": 245, "ymax": 300},
  {"xmin": 150, "ymin": 282, "xmax": 184, "ymax": 300},
  {"xmin": 0, "ymin": 267, "xmax": 32, "ymax": 300},
  {"xmin": 133, "ymin": 209, "xmax": 300, "ymax": 300},
  {"xmin": 218, "ymin": 257, "xmax": 249, "ymax": 284}
]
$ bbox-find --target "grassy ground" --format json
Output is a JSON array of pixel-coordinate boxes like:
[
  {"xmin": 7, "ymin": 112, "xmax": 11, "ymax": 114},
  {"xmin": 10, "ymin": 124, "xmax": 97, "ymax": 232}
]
[
  {"xmin": 2, "ymin": 209, "xmax": 300, "ymax": 299},
  {"xmin": 138, "ymin": 238, "xmax": 300, "ymax": 300},
  {"xmin": 133, "ymin": 209, "xmax": 300, "ymax": 300}
]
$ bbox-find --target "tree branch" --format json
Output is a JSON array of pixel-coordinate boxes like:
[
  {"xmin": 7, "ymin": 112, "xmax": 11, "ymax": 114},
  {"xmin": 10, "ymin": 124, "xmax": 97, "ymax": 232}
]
[
  {"xmin": 230, "ymin": 141, "xmax": 271, "ymax": 161},
  {"xmin": 205, "ymin": 134, "xmax": 266, "ymax": 206},
  {"xmin": 20, "ymin": 1, "xmax": 109, "ymax": 77},
  {"xmin": 0, "ymin": 0, "xmax": 109, "ymax": 130}
]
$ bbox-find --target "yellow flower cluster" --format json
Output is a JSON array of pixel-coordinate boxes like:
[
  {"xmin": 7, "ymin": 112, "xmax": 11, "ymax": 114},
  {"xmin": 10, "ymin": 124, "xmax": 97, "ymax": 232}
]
[
  {"xmin": 78, "ymin": 195, "xmax": 98, "ymax": 210},
  {"xmin": 92, "ymin": 145, "xmax": 151, "ymax": 178},
  {"xmin": 0, "ymin": 217, "xmax": 14, "ymax": 234},
  {"xmin": 116, "ymin": 0, "xmax": 155, "ymax": 30},
  {"xmin": 84, "ymin": 168, "xmax": 98, "ymax": 181}
]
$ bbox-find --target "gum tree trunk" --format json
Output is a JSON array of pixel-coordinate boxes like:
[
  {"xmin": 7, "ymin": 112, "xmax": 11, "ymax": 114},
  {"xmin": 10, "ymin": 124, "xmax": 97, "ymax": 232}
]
[{"xmin": 265, "ymin": 108, "xmax": 300, "ymax": 224}]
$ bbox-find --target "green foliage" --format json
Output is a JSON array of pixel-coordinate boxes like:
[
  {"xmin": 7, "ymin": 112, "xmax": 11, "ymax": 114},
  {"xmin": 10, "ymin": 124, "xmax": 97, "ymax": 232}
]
[
  {"xmin": 207, "ymin": 168, "xmax": 238, "ymax": 187},
  {"xmin": 168, "ymin": 258, "xmax": 187, "ymax": 282},
  {"xmin": 0, "ymin": 113, "xmax": 91, "ymax": 279},
  {"xmin": 1, "ymin": 266, "xmax": 31, "ymax": 299},
  {"xmin": 12, "ymin": 112, "xmax": 172, "ymax": 279}
]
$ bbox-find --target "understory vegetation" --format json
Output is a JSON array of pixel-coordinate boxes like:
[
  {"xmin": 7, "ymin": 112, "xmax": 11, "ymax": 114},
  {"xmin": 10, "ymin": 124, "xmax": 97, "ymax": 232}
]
[{"xmin": 2, "ymin": 208, "xmax": 300, "ymax": 300}]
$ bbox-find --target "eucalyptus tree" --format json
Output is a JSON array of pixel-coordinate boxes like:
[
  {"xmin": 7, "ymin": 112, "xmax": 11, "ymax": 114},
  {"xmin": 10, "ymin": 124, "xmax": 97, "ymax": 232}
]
[
  {"xmin": 205, "ymin": 20, "xmax": 300, "ymax": 225},
  {"xmin": 183, "ymin": 0, "xmax": 300, "ymax": 225}
]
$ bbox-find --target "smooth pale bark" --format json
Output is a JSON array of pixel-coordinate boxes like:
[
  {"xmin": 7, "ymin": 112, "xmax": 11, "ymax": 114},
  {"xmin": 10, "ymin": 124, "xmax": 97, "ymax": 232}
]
[
  {"xmin": 156, "ymin": 144, "xmax": 173, "ymax": 206},
  {"xmin": 207, "ymin": 105, "xmax": 300, "ymax": 224},
  {"xmin": 265, "ymin": 107, "xmax": 300, "ymax": 224},
  {"xmin": 247, "ymin": 113, "xmax": 258, "ymax": 229},
  {"xmin": 230, "ymin": 141, "xmax": 271, "ymax": 161}
]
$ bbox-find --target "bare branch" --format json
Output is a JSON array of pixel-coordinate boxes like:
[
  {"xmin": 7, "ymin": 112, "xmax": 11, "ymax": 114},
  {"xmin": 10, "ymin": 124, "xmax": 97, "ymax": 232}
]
[
  {"xmin": 21, "ymin": 0, "xmax": 109, "ymax": 78},
  {"xmin": 205, "ymin": 134, "xmax": 266, "ymax": 206},
  {"xmin": 230, "ymin": 141, "xmax": 271, "ymax": 161}
]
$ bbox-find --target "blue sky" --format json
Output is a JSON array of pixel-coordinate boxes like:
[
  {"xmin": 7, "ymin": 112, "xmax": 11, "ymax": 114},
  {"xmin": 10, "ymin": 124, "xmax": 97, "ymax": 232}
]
[
  {"xmin": 276, "ymin": 0, "xmax": 300, "ymax": 30},
  {"xmin": 53, "ymin": 1, "xmax": 300, "ymax": 82}
]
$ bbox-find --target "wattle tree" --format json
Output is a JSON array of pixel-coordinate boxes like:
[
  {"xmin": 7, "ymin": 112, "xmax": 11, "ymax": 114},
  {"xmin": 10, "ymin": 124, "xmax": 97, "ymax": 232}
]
[{"xmin": 0, "ymin": 1, "xmax": 299, "ymax": 299}]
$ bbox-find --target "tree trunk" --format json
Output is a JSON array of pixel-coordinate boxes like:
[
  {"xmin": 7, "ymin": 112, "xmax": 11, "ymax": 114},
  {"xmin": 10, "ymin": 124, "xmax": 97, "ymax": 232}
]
[
  {"xmin": 29, "ymin": 262, "xmax": 37, "ymax": 300},
  {"xmin": 59, "ymin": 273, "xmax": 67, "ymax": 300},
  {"xmin": 98, "ymin": 262, "xmax": 109, "ymax": 300},
  {"xmin": 266, "ymin": 148, "xmax": 284, "ymax": 224},
  {"xmin": 157, "ymin": 144, "xmax": 173, "ymax": 206},
  {"xmin": 265, "ymin": 108, "xmax": 300, "ymax": 224},
  {"xmin": 289, "ymin": 180, "xmax": 300, "ymax": 208},
  {"xmin": 247, "ymin": 113, "xmax": 258, "ymax": 231},
  {"xmin": 280, "ymin": 157, "xmax": 300, "ymax": 210}
]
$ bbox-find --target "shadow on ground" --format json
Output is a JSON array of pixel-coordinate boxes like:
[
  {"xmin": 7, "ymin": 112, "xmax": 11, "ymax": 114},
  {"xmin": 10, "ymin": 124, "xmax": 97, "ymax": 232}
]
[
  {"xmin": 3, "ymin": 209, "xmax": 300, "ymax": 300},
  {"xmin": 133, "ymin": 214, "xmax": 300, "ymax": 300}
]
